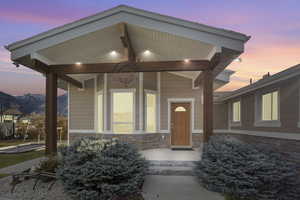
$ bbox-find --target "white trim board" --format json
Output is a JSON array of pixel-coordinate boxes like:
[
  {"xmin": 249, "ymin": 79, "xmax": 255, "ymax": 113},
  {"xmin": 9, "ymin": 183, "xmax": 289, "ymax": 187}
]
[
  {"xmin": 157, "ymin": 72, "xmax": 161, "ymax": 131},
  {"xmin": 67, "ymin": 83, "xmax": 70, "ymax": 145},
  {"xmin": 94, "ymin": 75, "xmax": 98, "ymax": 132},
  {"xmin": 167, "ymin": 98, "xmax": 196, "ymax": 132},
  {"xmin": 139, "ymin": 72, "xmax": 143, "ymax": 131},
  {"xmin": 167, "ymin": 98, "xmax": 195, "ymax": 147},
  {"xmin": 103, "ymin": 73, "xmax": 108, "ymax": 131},
  {"xmin": 110, "ymin": 88, "xmax": 136, "ymax": 134}
]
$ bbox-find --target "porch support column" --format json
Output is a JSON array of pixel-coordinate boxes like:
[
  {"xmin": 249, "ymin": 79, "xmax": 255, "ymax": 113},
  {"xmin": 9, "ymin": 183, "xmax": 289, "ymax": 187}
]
[
  {"xmin": 45, "ymin": 72, "xmax": 58, "ymax": 155},
  {"xmin": 202, "ymin": 69, "xmax": 213, "ymax": 143}
]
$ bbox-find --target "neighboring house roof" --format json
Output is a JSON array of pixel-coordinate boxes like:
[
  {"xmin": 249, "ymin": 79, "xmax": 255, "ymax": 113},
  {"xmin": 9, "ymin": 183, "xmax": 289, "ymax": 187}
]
[{"xmin": 219, "ymin": 64, "xmax": 300, "ymax": 101}]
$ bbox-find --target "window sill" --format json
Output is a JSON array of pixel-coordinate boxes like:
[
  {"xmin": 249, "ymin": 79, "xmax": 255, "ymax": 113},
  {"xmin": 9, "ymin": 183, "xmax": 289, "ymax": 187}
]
[
  {"xmin": 230, "ymin": 121, "xmax": 242, "ymax": 127},
  {"xmin": 254, "ymin": 120, "xmax": 281, "ymax": 127}
]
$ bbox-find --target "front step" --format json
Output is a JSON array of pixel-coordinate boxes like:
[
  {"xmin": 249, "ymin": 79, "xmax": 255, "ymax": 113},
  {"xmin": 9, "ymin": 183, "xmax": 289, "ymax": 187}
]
[{"xmin": 147, "ymin": 160, "xmax": 197, "ymax": 176}]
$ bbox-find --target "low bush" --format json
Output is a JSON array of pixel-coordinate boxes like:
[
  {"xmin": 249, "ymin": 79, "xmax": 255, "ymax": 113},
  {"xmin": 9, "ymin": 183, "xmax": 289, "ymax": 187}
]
[
  {"xmin": 57, "ymin": 137, "xmax": 149, "ymax": 200},
  {"xmin": 35, "ymin": 156, "xmax": 58, "ymax": 173},
  {"xmin": 195, "ymin": 136, "xmax": 300, "ymax": 200}
]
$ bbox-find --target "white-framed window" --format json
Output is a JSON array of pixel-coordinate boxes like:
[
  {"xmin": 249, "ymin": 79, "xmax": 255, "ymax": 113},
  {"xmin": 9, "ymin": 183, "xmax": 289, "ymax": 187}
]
[
  {"xmin": 232, "ymin": 101, "xmax": 241, "ymax": 122},
  {"xmin": 97, "ymin": 92, "xmax": 103, "ymax": 132},
  {"xmin": 262, "ymin": 91, "xmax": 278, "ymax": 121},
  {"xmin": 111, "ymin": 89, "xmax": 135, "ymax": 133},
  {"xmin": 145, "ymin": 90, "xmax": 157, "ymax": 132}
]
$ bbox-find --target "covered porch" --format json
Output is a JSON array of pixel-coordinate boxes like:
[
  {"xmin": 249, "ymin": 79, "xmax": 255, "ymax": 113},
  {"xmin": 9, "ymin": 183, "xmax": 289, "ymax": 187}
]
[{"xmin": 5, "ymin": 5, "xmax": 249, "ymax": 154}]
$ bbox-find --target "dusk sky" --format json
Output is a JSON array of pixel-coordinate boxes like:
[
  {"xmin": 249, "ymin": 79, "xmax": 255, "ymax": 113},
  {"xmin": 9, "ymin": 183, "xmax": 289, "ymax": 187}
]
[{"xmin": 0, "ymin": 0, "xmax": 299, "ymax": 96}]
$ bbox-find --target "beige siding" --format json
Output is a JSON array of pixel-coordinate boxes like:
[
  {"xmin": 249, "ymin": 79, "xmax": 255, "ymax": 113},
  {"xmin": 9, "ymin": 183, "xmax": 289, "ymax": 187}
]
[
  {"xmin": 214, "ymin": 103, "xmax": 228, "ymax": 129},
  {"xmin": 228, "ymin": 76, "xmax": 300, "ymax": 133},
  {"xmin": 160, "ymin": 72, "xmax": 202, "ymax": 130},
  {"xmin": 69, "ymin": 79, "xmax": 95, "ymax": 130},
  {"xmin": 144, "ymin": 72, "xmax": 157, "ymax": 90}
]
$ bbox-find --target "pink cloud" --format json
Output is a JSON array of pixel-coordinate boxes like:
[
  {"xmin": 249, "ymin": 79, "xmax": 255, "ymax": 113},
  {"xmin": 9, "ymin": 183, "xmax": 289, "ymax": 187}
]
[
  {"xmin": 219, "ymin": 42, "xmax": 300, "ymax": 91},
  {"xmin": 0, "ymin": 10, "xmax": 72, "ymax": 25}
]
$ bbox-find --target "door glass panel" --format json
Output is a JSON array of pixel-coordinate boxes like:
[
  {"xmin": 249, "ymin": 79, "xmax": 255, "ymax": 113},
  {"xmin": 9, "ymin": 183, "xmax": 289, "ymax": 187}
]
[{"xmin": 175, "ymin": 106, "xmax": 186, "ymax": 112}]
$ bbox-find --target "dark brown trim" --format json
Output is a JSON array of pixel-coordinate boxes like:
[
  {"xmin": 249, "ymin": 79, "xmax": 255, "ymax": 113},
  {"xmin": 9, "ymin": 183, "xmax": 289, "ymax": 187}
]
[
  {"xmin": 119, "ymin": 23, "xmax": 136, "ymax": 62},
  {"xmin": 49, "ymin": 60, "xmax": 211, "ymax": 74},
  {"xmin": 45, "ymin": 72, "xmax": 58, "ymax": 155},
  {"xmin": 194, "ymin": 52, "xmax": 221, "ymax": 87},
  {"xmin": 203, "ymin": 69, "xmax": 214, "ymax": 142},
  {"xmin": 34, "ymin": 59, "xmax": 83, "ymax": 88}
]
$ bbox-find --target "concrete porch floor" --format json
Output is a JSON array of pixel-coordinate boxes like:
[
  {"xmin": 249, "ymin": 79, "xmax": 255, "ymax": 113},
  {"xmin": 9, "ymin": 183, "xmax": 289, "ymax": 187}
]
[{"xmin": 140, "ymin": 147, "xmax": 202, "ymax": 161}]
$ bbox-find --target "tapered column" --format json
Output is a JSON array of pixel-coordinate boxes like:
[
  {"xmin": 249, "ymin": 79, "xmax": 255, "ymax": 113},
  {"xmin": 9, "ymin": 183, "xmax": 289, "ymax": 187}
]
[
  {"xmin": 45, "ymin": 72, "xmax": 58, "ymax": 155},
  {"xmin": 202, "ymin": 69, "xmax": 213, "ymax": 142}
]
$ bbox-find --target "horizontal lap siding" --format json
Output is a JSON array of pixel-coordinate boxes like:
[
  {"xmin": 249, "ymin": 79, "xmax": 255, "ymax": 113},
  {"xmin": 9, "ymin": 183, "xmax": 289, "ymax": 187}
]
[
  {"xmin": 160, "ymin": 72, "xmax": 202, "ymax": 130},
  {"xmin": 213, "ymin": 103, "xmax": 228, "ymax": 129},
  {"xmin": 69, "ymin": 79, "xmax": 95, "ymax": 130},
  {"xmin": 229, "ymin": 76, "xmax": 300, "ymax": 133}
]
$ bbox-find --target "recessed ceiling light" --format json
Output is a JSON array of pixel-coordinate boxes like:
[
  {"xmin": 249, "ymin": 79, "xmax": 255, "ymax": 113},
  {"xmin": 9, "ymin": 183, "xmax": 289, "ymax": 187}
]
[
  {"xmin": 75, "ymin": 62, "xmax": 82, "ymax": 65},
  {"xmin": 143, "ymin": 50, "xmax": 151, "ymax": 55},
  {"xmin": 184, "ymin": 59, "xmax": 190, "ymax": 63},
  {"xmin": 110, "ymin": 50, "xmax": 117, "ymax": 56}
]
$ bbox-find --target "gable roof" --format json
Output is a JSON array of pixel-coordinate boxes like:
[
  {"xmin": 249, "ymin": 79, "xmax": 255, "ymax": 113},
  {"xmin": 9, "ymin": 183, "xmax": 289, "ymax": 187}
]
[
  {"xmin": 6, "ymin": 5, "xmax": 250, "ymax": 52},
  {"xmin": 219, "ymin": 64, "xmax": 300, "ymax": 101}
]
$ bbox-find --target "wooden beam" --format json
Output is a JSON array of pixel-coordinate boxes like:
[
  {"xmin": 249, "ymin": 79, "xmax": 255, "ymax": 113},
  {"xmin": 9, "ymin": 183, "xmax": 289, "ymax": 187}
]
[
  {"xmin": 34, "ymin": 59, "xmax": 83, "ymax": 88},
  {"xmin": 45, "ymin": 72, "xmax": 58, "ymax": 155},
  {"xmin": 202, "ymin": 69, "xmax": 214, "ymax": 142},
  {"xmin": 49, "ymin": 60, "xmax": 211, "ymax": 74},
  {"xmin": 119, "ymin": 23, "xmax": 136, "ymax": 62}
]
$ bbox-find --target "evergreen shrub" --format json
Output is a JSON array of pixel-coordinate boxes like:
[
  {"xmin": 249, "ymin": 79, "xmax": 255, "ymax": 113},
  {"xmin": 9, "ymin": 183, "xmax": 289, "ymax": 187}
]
[
  {"xmin": 195, "ymin": 136, "xmax": 300, "ymax": 200},
  {"xmin": 57, "ymin": 137, "xmax": 149, "ymax": 200}
]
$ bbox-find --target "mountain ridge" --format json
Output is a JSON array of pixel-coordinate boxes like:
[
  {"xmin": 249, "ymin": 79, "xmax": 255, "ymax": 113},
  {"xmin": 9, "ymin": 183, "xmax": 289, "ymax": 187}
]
[{"xmin": 0, "ymin": 91, "xmax": 67, "ymax": 116}]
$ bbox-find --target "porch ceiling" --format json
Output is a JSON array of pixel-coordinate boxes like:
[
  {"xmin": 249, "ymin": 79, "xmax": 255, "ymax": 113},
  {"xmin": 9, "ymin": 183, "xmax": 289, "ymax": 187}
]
[{"xmin": 37, "ymin": 24, "xmax": 215, "ymax": 65}]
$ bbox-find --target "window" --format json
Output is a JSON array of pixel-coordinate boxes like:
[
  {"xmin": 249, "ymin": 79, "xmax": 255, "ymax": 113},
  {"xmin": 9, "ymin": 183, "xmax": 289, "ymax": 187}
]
[
  {"xmin": 262, "ymin": 91, "xmax": 278, "ymax": 121},
  {"xmin": 112, "ymin": 91, "xmax": 134, "ymax": 133},
  {"xmin": 97, "ymin": 93, "xmax": 103, "ymax": 132},
  {"xmin": 232, "ymin": 101, "xmax": 241, "ymax": 122},
  {"xmin": 175, "ymin": 106, "xmax": 186, "ymax": 112},
  {"xmin": 146, "ymin": 92, "xmax": 156, "ymax": 132}
]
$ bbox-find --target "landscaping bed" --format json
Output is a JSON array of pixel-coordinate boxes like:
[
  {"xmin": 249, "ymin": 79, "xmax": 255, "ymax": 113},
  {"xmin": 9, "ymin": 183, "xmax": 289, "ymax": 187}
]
[{"xmin": 0, "ymin": 137, "xmax": 149, "ymax": 200}]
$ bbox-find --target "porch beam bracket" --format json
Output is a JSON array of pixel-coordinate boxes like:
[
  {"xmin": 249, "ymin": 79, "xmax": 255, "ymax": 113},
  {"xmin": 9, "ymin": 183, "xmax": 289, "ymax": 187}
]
[
  {"xmin": 119, "ymin": 23, "xmax": 136, "ymax": 62},
  {"xmin": 34, "ymin": 59, "xmax": 83, "ymax": 88},
  {"xmin": 194, "ymin": 52, "xmax": 222, "ymax": 87}
]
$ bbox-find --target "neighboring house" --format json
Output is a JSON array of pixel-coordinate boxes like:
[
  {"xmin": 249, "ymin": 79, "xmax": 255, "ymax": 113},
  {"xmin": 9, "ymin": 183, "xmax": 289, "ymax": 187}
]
[
  {"xmin": 216, "ymin": 64, "xmax": 300, "ymax": 160},
  {"xmin": 5, "ymin": 5, "xmax": 250, "ymax": 153}
]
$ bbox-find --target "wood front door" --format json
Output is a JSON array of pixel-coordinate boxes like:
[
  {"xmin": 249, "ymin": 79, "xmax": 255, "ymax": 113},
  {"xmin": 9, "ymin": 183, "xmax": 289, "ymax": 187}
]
[{"xmin": 171, "ymin": 102, "xmax": 191, "ymax": 147}]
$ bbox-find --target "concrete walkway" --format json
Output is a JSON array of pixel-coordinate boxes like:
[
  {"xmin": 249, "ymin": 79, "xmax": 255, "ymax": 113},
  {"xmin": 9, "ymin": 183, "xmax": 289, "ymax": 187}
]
[
  {"xmin": 0, "ymin": 157, "xmax": 45, "ymax": 174},
  {"xmin": 0, "ymin": 144, "xmax": 44, "ymax": 154},
  {"xmin": 143, "ymin": 175, "xmax": 223, "ymax": 200}
]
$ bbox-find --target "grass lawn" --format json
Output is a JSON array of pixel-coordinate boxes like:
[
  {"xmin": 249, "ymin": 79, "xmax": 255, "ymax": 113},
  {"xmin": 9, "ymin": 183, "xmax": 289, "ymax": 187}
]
[
  {"xmin": 0, "ymin": 139, "xmax": 36, "ymax": 148},
  {"xmin": 0, "ymin": 150, "xmax": 45, "ymax": 169},
  {"xmin": 0, "ymin": 173, "xmax": 10, "ymax": 179}
]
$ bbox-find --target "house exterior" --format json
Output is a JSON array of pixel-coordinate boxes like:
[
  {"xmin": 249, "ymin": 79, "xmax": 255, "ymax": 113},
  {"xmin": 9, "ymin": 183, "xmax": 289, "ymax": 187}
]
[
  {"xmin": 216, "ymin": 64, "xmax": 300, "ymax": 161},
  {"xmin": 5, "ymin": 5, "xmax": 250, "ymax": 153},
  {"xmin": 66, "ymin": 70, "xmax": 235, "ymax": 149}
]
